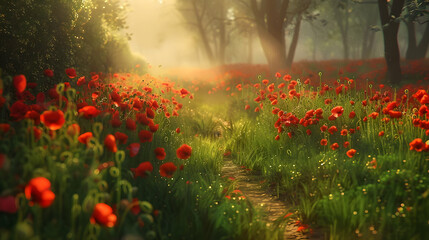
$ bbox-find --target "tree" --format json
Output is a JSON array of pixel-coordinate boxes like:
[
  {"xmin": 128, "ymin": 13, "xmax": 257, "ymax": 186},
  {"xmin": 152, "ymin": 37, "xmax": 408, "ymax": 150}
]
[
  {"xmin": 245, "ymin": 0, "xmax": 311, "ymax": 72},
  {"xmin": 0, "ymin": 0, "xmax": 141, "ymax": 85},
  {"xmin": 403, "ymin": 0, "xmax": 429, "ymax": 59},
  {"xmin": 378, "ymin": 0, "xmax": 405, "ymax": 85},
  {"xmin": 176, "ymin": 0, "xmax": 232, "ymax": 65}
]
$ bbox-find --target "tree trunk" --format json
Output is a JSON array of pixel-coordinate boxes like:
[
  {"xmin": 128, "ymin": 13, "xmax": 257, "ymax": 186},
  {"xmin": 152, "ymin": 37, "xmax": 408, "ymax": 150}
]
[
  {"xmin": 251, "ymin": 0, "xmax": 288, "ymax": 73},
  {"xmin": 405, "ymin": 21, "xmax": 417, "ymax": 59},
  {"xmin": 407, "ymin": 22, "xmax": 429, "ymax": 59},
  {"xmin": 218, "ymin": 0, "xmax": 226, "ymax": 65},
  {"xmin": 378, "ymin": 0, "xmax": 404, "ymax": 85},
  {"xmin": 248, "ymin": 30, "xmax": 253, "ymax": 64},
  {"xmin": 285, "ymin": 14, "xmax": 302, "ymax": 68},
  {"xmin": 192, "ymin": 1, "xmax": 215, "ymax": 65},
  {"xmin": 257, "ymin": 25, "xmax": 287, "ymax": 72},
  {"xmin": 416, "ymin": 23, "xmax": 429, "ymax": 59},
  {"xmin": 361, "ymin": 11, "xmax": 377, "ymax": 59},
  {"xmin": 334, "ymin": 2, "xmax": 349, "ymax": 60}
]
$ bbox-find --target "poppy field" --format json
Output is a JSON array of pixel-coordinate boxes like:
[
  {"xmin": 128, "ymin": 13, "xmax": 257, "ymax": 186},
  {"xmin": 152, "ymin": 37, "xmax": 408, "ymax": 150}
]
[{"xmin": 0, "ymin": 58, "xmax": 429, "ymax": 240}]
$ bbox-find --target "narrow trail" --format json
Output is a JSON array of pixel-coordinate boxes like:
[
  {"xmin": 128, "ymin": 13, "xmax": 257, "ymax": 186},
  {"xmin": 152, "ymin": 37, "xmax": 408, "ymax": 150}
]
[{"xmin": 221, "ymin": 158, "xmax": 325, "ymax": 240}]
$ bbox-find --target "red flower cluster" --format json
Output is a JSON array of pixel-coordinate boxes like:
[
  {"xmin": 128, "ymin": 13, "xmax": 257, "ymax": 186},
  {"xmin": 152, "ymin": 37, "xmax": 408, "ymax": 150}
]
[{"xmin": 24, "ymin": 177, "xmax": 55, "ymax": 208}]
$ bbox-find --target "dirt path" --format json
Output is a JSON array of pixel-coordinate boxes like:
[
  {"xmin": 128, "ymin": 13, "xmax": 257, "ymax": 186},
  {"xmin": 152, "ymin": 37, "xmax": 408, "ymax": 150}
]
[{"xmin": 221, "ymin": 159, "xmax": 325, "ymax": 240}]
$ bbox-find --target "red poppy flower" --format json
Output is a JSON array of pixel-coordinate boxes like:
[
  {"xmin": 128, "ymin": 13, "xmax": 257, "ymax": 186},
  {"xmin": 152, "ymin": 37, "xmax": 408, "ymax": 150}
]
[
  {"xmin": 78, "ymin": 132, "xmax": 93, "ymax": 145},
  {"xmin": 328, "ymin": 126, "xmax": 338, "ymax": 134},
  {"xmin": 104, "ymin": 134, "xmax": 117, "ymax": 153},
  {"xmin": 78, "ymin": 106, "xmax": 100, "ymax": 119},
  {"xmin": 77, "ymin": 76, "xmax": 86, "ymax": 86},
  {"xmin": 24, "ymin": 177, "xmax": 55, "ymax": 208},
  {"xmin": 388, "ymin": 110, "xmax": 402, "ymax": 119},
  {"xmin": 138, "ymin": 130, "xmax": 153, "ymax": 143},
  {"xmin": 340, "ymin": 129, "xmax": 348, "ymax": 136},
  {"xmin": 324, "ymin": 99, "xmax": 332, "ymax": 105},
  {"xmin": 146, "ymin": 107, "xmax": 155, "ymax": 119},
  {"xmin": 114, "ymin": 132, "xmax": 128, "ymax": 144},
  {"xmin": 346, "ymin": 149, "xmax": 357, "ymax": 158},
  {"xmin": 10, "ymin": 101, "xmax": 29, "ymax": 121},
  {"xmin": 127, "ymin": 143, "xmax": 140, "ymax": 157},
  {"xmin": 320, "ymin": 125, "xmax": 328, "ymax": 132},
  {"xmin": 149, "ymin": 123, "xmax": 159, "ymax": 133},
  {"xmin": 65, "ymin": 68, "xmax": 77, "ymax": 78},
  {"xmin": 154, "ymin": 147, "xmax": 166, "ymax": 160},
  {"xmin": 306, "ymin": 129, "xmax": 312, "ymax": 135},
  {"xmin": 409, "ymin": 138, "xmax": 428, "ymax": 152},
  {"xmin": 275, "ymin": 135, "xmax": 280, "ymax": 141},
  {"xmin": 331, "ymin": 106, "xmax": 344, "ymax": 118},
  {"xmin": 23, "ymin": 110, "xmax": 40, "ymax": 125},
  {"xmin": 176, "ymin": 128, "xmax": 181, "ymax": 134},
  {"xmin": 44, "ymin": 69, "xmax": 54, "ymax": 77},
  {"xmin": 90, "ymin": 203, "xmax": 117, "ymax": 228},
  {"xmin": 330, "ymin": 143, "xmax": 339, "ymax": 150},
  {"xmin": 176, "ymin": 144, "xmax": 192, "ymax": 160},
  {"xmin": 13, "ymin": 75, "xmax": 26, "ymax": 93},
  {"xmin": 40, "ymin": 110, "xmax": 65, "ymax": 130},
  {"xmin": 343, "ymin": 141, "xmax": 350, "ymax": 148},
  {"xmin": 378, "ymin": 131, "xmax": 384, "ymax": 137},
  {"xmin": 136, "ymin": 113, "xmax": 151, "ymax": 125},
  {"xmin": 126, "ymin": 119, "xmax": 136, "ymax": 131},
  {"xmin": 159, "ymin": 162, "xmax": 177, "ymax": 178},
  {"xmin": 349, "ymin": 111, "xmax": 356, "ymax": 119},
  {"xmin": 131, "ymin": 161, "xmax": 153, "ymax": 178},
  {"xmin": 320, "ymin": 139, "xmax": 328, "ymax": 146}
]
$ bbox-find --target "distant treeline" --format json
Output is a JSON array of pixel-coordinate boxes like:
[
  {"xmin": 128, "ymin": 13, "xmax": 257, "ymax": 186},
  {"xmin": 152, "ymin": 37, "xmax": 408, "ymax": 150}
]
[{"xmin": 0, "ymin": 0, "xmax": 146, "ymax": 85}]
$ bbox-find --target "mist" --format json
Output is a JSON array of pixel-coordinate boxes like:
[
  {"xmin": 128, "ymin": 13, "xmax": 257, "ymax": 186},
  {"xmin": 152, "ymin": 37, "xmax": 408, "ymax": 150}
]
[{"xmin": 125, "ymin": 0, "xmax": 427, "ymax": 74}]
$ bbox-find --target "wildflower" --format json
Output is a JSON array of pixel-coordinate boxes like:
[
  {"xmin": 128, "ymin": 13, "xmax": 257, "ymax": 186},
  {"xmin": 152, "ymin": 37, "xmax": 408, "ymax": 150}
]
[
  {"xmin": 78, "ymin": 132, "xmax": 93, "ymax": 145},
  {"xmin": 65, "ymin": 68, "xmax": 77, "ymax": 78},
  {"xmin": 131, "ymin": 162, "xmax": 153, "ymax": 178},
  {"xmin": 176, "ymin": 144, "xmax": 192, "ymax": 160},
  {"xmin": 138, "ymin": 130, "xmax": 153, "ymax": 143},
  {"xmin": 104, "ymin": 134, "xmax": 117, "ymax": 153},
  {"xmin": 10, "ymin": 101, "xmax": 29, "ymax": 121},
  {"xmin": 114, "ymin": 132, "xmax": 128, "ymax": 145},
  {"xmin": 320, "ymin": 139, "xmax": 328, "ymax": 146},
  {"xmin": 78, "ymin": 106, "xmax": 100, "ymax": 119},
  {"xmin": 90, "ymin": 203, "xmax": 117, "ymax": 227},
  {"xmin": 328, "ymin": 126, "xmax": 338, "ymax": 134},
  {"xmin": 24, "ymin": 177, "xmax": 55, "ymax": 208},
  {"xmin": 154, "ymin": 147, "xmax": 166, "ymax": 160},
  {"xmin": 330, "ymin": 143, "xmax": 339, "ymax": 150},
  {"xmin": 44, "ymin": 69, "xmax": 54, "ymax": 77},
  {"xmin": 13, "ymin": 75, "xmax": 26, "ymax": 93},
  {"xmin": 343, "ymin": 141, "xmax": 350, "ymax": 148},
  {"xmin": 127, "ymin": 143, "xmax": 140, "ymax": 157},
  {"xmin": 409, "ymin": 138, "xmax": 428, "ymax": 152},
  {"xmin": 159, "ymin": 162, "xmax": 177, "ymax": 178},
  {"xmin": 40, "ymin": 110, "xmax": 65, "ymax": 130},
  {"xmin": 346, "ymin": 149, "xmax": 357, "ymax": 158}
]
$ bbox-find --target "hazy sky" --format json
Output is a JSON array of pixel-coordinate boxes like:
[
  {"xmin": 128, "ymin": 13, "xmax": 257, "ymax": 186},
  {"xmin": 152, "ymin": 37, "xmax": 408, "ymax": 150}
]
[{"xmin": 126, "ymin": 0, "xmax": 202, "ymax": 67}]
